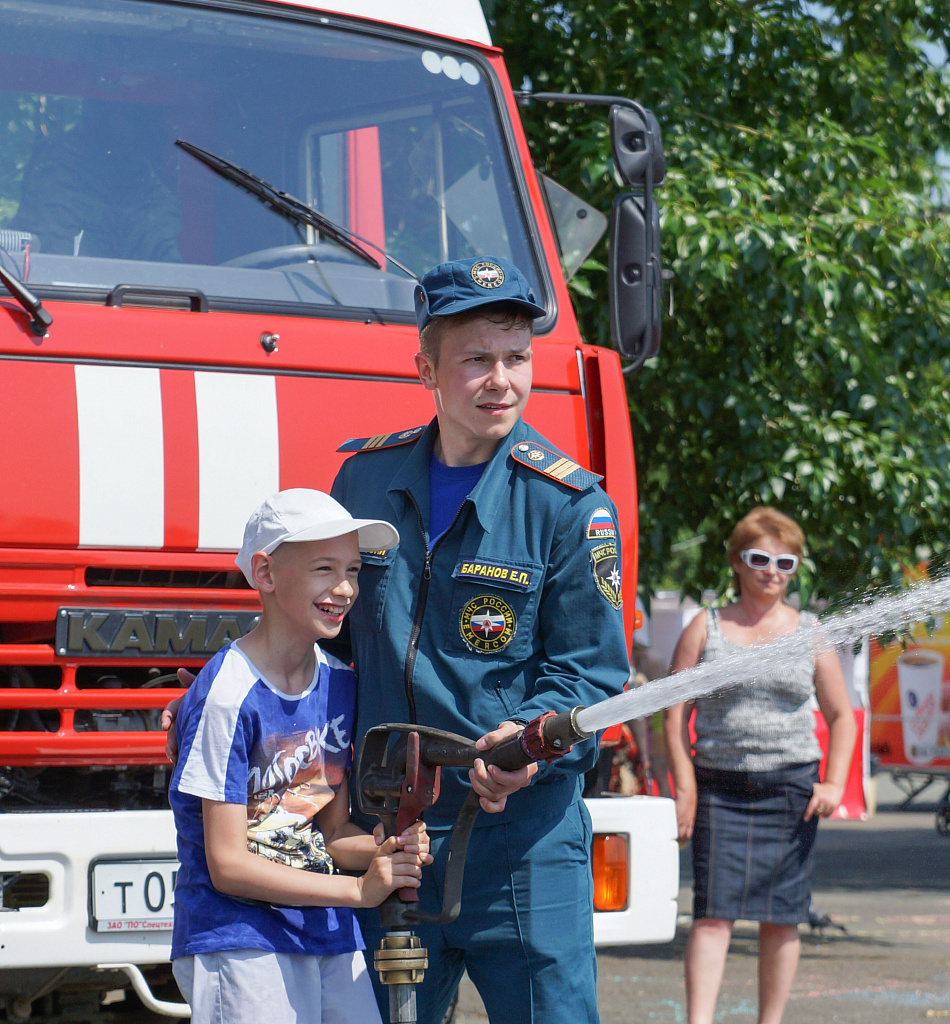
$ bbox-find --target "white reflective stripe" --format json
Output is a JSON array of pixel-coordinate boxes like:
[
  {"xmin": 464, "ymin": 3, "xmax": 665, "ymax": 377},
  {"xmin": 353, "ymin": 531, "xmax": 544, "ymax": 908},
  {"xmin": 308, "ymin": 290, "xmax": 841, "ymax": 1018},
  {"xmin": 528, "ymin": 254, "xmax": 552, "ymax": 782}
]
[
  {"xmin": 195, "ymin": 372, "xmax": 279, "ymax": 550},
  {"xmin": 75, "ymin": 365, "xmax": 164, "ymax": 547}
]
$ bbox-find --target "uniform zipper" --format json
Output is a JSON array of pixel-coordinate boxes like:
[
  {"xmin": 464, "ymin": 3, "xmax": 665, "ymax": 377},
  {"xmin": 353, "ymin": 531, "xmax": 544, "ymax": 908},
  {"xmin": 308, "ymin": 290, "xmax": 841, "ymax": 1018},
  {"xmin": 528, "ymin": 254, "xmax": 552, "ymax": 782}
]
[{"xmin": 402, "ymin": 492, "xmax": 468, "ymax": 724}]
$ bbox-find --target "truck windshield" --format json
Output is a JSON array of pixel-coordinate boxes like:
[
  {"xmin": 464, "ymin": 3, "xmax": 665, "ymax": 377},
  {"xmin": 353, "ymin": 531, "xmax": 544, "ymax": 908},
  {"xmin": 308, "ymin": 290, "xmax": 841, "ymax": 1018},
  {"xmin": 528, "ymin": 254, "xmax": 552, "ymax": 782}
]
[{"xmin": 0, "ymin": 0, "xmax": 542, "ymax": 320}]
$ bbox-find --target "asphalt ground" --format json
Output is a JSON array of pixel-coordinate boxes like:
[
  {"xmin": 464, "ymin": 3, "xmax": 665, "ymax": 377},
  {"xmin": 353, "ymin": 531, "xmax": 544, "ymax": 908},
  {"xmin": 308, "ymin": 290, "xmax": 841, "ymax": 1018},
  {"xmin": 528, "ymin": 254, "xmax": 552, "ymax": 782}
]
[{"xmin": 453, "ymin": 774, "xmax": 950, "ymax": 1023}]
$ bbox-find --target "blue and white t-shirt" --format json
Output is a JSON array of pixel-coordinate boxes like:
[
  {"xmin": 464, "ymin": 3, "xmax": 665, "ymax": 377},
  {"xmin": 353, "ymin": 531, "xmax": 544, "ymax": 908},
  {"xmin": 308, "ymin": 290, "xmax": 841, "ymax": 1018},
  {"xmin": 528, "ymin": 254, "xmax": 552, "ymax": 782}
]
[{"xmin": 169, "ymin": 641, "xmax": 363, "ymax": 958}]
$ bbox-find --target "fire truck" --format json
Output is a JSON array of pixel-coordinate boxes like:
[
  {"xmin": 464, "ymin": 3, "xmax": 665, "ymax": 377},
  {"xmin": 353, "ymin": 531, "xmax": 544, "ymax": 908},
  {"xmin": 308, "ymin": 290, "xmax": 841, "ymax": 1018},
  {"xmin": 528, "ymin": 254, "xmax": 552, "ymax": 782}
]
[{"xmin": 0, "ymin": 0, "xmax": 678, "ymax": 1018}]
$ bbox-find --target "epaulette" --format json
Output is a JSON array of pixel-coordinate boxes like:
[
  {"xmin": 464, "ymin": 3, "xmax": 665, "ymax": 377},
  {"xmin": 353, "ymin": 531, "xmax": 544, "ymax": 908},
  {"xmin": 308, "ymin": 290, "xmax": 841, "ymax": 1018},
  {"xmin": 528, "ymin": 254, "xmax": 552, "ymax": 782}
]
[
  {"xmin": 337, "ymin": 426, "xmax": 426, "ymax": 454},
  {"xmin": 510, "ymin": 441, "xmax": 602, "ymax": 491}
]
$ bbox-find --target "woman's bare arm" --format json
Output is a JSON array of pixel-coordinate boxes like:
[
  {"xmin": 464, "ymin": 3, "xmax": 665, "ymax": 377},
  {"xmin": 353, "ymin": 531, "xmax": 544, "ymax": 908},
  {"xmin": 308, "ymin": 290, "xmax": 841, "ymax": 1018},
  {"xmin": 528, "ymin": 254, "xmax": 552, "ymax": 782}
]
[
  {"xmin": 806, "ymin": 644, "xmax": 857, "ymax": 820},
  {"xmin": 663, "ymin": 611, "xmax": 708, "ymax": 842}
]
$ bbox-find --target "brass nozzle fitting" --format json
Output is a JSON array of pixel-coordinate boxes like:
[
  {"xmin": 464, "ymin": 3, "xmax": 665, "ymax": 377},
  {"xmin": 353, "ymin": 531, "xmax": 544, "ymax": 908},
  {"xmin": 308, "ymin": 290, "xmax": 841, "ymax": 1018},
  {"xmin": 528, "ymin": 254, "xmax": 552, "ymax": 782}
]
[{"xmin": 374, "ymin": 934, "xmax": 428, "ymax": 986}]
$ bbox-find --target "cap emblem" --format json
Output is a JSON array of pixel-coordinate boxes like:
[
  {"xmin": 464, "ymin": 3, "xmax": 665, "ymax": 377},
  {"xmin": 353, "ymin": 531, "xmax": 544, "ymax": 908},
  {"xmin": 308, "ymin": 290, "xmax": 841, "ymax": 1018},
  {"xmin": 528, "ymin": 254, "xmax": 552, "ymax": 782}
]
[{"xmin": 471, "ymin": 260, "xmax": 505, "ymax": 289}]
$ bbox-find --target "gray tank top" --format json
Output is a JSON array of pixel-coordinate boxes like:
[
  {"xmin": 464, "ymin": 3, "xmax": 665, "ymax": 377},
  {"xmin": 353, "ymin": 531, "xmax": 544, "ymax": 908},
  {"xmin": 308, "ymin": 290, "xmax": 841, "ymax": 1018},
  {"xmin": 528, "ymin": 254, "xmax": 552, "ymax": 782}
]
[{"xmin": 692, "ymin": 607, "xmax": 822, "ymax": 771}]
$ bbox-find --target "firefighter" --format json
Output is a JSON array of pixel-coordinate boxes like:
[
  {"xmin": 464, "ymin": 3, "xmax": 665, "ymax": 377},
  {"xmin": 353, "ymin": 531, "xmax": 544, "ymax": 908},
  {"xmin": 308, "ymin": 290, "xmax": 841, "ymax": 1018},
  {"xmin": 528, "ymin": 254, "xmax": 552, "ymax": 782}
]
[{"xmin": 330, "ymin": 256, "xmax": 630, "ymax": 1024}]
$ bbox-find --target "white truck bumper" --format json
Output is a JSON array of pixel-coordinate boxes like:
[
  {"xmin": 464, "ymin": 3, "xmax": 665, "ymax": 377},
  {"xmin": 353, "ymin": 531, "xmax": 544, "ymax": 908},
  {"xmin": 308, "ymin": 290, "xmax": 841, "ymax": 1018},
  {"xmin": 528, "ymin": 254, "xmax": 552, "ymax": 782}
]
[
  {"xmin": 1, "ymin": 809, "xmax": 178, "ymax": 970},
  {"xmin": 0, "ymin": 797, "xmax": 677, "ymax": 1010}
]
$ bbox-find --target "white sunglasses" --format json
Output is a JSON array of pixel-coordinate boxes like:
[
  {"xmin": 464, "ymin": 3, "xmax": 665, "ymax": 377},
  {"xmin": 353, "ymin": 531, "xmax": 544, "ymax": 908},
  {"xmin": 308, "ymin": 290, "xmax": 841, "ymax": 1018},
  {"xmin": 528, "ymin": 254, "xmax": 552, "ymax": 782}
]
[{"xmin": 739, "ymin": 549, "xmax": 799, "ymax": 574}]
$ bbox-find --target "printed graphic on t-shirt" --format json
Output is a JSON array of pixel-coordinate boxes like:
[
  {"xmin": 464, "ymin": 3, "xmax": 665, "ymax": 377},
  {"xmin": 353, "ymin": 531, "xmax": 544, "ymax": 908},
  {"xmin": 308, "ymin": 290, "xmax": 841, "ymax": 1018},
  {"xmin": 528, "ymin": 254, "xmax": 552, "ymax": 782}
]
[{"xmin": 246, "ymin": 719, "xmax": 350, "ymax": 874}]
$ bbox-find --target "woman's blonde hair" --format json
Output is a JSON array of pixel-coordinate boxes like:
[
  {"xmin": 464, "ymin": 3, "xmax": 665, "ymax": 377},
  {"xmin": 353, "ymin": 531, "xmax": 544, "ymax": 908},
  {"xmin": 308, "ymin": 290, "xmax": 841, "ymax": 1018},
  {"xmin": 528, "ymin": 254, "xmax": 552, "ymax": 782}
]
[{"xmin": 727, "ymin": 506, "xmax": 805, "ymax": 591}]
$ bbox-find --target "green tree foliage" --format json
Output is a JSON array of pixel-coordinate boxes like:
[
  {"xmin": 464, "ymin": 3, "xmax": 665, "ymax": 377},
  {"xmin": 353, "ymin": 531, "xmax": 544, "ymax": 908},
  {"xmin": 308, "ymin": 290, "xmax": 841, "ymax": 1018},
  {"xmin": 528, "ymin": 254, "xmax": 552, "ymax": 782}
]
[{"xmin": 488, "ymin": 1, "xmax": 950, "ymax": 603}]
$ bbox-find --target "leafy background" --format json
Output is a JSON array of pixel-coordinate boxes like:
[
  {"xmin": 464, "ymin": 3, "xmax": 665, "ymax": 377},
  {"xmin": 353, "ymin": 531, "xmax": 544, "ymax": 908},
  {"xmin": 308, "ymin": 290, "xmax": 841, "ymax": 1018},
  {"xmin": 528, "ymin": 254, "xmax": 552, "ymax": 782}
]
[{"xmin": 484, "ymin": 0, "xmax": 950, "ymax": 607}]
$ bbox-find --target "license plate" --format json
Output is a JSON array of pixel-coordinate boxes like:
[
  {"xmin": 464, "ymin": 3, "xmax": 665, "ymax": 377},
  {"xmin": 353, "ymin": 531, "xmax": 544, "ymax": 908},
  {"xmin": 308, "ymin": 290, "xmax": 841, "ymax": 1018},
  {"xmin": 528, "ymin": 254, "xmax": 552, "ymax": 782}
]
[{"xmin": 90, "ymin": 859, "xmax": 179, "ymax": 932}]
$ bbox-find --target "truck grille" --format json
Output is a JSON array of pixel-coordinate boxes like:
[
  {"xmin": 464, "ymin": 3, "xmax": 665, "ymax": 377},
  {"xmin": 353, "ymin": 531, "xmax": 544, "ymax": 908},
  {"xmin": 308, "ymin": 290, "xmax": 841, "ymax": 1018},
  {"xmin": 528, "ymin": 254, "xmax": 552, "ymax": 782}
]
[
  {"xmin": 0, "ymin": 557, "xmax": 259, "ymax": 807},
  {"xmin": 85, "ymin": 567, "xmax": 250, "ymax": 589}
]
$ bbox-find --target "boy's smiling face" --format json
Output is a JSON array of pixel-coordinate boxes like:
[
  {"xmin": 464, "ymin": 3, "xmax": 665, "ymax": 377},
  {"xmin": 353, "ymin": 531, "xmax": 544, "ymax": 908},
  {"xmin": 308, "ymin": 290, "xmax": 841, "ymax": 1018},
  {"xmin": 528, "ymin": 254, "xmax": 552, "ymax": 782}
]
[{"xmin": 264, "ymin": 532, "xmax": 362, "ymax": 643}]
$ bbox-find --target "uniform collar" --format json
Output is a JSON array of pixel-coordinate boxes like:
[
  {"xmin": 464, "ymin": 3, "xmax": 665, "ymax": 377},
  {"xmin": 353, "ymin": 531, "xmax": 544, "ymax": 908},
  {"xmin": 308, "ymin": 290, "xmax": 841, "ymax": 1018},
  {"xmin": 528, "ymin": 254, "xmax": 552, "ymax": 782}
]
[{"xmin": 387, "ymin": 417, "xmax": 531, "ymax": 536}]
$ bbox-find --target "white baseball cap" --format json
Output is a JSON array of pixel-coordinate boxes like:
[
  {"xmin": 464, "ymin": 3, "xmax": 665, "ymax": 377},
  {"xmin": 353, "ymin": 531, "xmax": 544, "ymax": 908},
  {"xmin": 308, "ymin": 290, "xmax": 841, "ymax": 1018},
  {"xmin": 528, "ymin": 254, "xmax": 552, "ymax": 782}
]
[{"xmin": 235, "ymin": 488, "xmax": 399, "ymax": 587}]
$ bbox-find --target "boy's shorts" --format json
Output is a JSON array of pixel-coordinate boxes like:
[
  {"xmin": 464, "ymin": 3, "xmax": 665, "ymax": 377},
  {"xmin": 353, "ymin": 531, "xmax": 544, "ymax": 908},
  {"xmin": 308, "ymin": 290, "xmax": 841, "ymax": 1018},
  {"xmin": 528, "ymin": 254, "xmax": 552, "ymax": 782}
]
[{"xmin": 172, "ymin": 948, "xmax": 381, "ymax": 1024}]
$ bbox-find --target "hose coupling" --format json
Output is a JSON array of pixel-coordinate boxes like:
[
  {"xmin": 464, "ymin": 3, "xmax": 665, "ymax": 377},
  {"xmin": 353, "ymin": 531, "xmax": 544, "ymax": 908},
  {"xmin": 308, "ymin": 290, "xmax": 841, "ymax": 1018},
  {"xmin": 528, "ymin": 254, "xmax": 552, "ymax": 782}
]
[{"xmin": 374, "ymin": 933, "xmax": 428, "ymax": 986}]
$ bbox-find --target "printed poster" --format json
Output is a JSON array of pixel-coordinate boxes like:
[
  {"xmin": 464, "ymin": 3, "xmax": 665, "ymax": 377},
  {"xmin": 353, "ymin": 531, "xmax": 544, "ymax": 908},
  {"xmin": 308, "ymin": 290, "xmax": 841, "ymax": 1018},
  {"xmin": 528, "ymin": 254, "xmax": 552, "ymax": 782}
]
[{"xmin": 869, "ymin": 620, "xmax": 950, "ymax": 769}]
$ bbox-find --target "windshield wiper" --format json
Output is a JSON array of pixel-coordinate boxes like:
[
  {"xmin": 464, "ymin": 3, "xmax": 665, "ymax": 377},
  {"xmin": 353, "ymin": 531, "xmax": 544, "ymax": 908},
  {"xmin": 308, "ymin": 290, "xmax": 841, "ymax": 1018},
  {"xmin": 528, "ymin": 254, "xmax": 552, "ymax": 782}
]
[
  {"xmin": 0, "ymin": 263, "xmax": 53, "ymax": 337},
  {"xmin": 175, "ymin": 139, "xmax": 381, "ymax": 270}
]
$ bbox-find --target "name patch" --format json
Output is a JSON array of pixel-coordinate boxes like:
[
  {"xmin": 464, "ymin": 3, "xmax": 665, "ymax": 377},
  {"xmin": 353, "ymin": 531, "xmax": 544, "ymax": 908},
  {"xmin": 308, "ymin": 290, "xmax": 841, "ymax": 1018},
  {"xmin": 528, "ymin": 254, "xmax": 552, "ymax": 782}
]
[
  {"xmin": 459, "ymin": 594, "xmax": 517, "ymax": 654},
  {"xmin": 454, "ymin": 560, "xmax": 534, "ymax": 591}
]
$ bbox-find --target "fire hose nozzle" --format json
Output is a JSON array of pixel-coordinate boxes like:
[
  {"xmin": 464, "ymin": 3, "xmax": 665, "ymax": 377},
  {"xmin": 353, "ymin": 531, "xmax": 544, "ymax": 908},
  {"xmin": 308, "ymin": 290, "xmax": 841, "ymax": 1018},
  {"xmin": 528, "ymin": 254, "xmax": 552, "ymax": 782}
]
[
  {"xmin": 483, "ymin": 706, "xmax": 591, "ymax": 770},
  {"xmin": 356, "ymin": 709, "xmax": 593, "ymax": 929},
  {"xmin": 517, "ymin": 706, "xmax": 590, "ymax": 763}
]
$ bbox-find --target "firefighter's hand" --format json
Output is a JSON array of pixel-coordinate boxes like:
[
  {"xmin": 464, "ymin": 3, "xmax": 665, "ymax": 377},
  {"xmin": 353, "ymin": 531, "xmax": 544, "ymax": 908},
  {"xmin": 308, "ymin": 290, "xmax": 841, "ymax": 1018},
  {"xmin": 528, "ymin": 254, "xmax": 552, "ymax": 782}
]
[
  {"xmin": 470, "ymin": 721, "xmax": 538, "ymax": 813},
  {"xmin": 160, "ymin": 669, "xmax": 195, "ymax": 764}
]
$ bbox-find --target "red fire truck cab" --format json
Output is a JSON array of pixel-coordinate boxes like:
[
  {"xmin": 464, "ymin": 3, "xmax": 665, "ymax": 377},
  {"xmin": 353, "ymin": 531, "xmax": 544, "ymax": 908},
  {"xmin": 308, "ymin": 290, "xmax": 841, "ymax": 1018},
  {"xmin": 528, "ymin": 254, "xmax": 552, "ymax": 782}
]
[{"xmin": 0, "ymin": 0, "xmax": 677, "ymax": 1018}]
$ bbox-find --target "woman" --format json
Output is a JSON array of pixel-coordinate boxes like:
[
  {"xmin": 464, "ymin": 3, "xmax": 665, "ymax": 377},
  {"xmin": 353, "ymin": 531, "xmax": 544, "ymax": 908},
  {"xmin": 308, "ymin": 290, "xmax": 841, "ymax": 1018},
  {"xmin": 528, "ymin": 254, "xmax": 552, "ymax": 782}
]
[{"xmin": 665, "ymin": 507, "xmax": 855, "ymax": 1024}]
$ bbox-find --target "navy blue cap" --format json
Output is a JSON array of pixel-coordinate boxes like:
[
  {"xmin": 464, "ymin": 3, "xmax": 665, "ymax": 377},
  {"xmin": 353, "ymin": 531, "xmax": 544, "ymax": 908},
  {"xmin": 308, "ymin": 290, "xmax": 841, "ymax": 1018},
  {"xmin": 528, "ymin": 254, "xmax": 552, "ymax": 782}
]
[{"xmin": 414, "ymin": 256, "xmax": 546, "ymax": 333}]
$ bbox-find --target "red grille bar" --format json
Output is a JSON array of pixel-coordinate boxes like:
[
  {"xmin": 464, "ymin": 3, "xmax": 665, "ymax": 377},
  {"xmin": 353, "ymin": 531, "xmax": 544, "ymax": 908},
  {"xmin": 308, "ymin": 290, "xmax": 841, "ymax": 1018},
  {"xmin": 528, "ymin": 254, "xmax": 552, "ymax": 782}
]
[
  {"xmin": 0, "ymin": 731, "xmax": 168, "ymax": 766},
  {"xmin": 0, "ymin": 687, "xmax": 183, "ymax": 709}
]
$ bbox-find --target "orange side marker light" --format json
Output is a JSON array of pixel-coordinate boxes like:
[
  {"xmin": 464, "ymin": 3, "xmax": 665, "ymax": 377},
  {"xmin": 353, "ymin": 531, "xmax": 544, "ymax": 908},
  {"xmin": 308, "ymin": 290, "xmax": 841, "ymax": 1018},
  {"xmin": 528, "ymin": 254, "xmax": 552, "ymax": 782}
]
[{"xmin": 591, "ymin": 833, "xmax": 628, "ymax": 912}]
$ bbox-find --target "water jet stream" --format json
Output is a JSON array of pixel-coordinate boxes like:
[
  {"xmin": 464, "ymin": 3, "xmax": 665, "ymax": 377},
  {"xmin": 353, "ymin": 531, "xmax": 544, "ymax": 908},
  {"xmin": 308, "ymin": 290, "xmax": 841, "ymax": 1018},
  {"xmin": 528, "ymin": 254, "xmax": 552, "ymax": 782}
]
[{"xmin": 574, "ymin": 574, "xmax": 950, "ymax": 735}]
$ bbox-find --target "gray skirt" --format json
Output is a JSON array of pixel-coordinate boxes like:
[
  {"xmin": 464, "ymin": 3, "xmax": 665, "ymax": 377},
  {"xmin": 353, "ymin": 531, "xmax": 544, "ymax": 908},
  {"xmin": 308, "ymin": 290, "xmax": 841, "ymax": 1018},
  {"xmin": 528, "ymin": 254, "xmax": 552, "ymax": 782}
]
[{"xmin": 692, "ymin": 761, "xmax": 820, "ymax": 925}]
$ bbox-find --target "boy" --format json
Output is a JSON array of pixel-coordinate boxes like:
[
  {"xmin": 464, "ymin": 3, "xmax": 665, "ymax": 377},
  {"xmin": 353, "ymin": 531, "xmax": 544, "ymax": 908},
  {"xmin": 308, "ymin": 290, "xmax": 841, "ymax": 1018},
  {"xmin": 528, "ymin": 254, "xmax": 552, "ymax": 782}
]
[{"xmin": 168, "ymin": 488, "xmax": 429, "ymax": 1024}]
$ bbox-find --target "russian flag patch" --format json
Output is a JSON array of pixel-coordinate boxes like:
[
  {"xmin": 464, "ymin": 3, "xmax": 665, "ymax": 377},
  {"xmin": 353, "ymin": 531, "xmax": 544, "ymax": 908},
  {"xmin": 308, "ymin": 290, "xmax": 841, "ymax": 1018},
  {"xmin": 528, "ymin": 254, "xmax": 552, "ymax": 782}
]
[{"xmin": 587, "ymin": 507, "xmax": 616, "ymax": 540}]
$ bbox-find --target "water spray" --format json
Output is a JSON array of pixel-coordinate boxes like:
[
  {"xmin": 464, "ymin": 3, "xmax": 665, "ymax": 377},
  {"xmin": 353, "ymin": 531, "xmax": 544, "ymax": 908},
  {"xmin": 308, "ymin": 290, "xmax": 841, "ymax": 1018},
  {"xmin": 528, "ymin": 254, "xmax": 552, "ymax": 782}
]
[
  {"xmin": 581, "ymin": 571, "xmax": 950, "ymax": 732},
  {"xmin": 356, "ymin": 573, "xmax": 950, "ymax": 1020}
]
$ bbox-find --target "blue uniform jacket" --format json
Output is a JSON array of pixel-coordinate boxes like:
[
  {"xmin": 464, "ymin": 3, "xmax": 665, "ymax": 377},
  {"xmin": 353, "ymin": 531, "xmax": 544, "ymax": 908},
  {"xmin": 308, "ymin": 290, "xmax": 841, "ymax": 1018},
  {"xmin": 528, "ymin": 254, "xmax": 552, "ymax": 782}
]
[{"xmin": 332, "ymin": 417, "xmax": 629, "ymax": 828}]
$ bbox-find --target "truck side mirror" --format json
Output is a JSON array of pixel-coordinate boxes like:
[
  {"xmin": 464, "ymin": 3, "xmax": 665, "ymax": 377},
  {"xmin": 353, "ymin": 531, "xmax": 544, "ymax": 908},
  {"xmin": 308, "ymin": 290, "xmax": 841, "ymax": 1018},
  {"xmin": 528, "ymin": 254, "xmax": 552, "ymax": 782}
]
[
  {"xmin": 608, "ymin": 102, "xmax": 664, "ymax": 370},
  {"xmin": 609, "ymin": 193, "xmax": 661, "ymax": 369},
  {"xmin": 609, "ymin": 105, "xmax": 665, "ymax": 189}
]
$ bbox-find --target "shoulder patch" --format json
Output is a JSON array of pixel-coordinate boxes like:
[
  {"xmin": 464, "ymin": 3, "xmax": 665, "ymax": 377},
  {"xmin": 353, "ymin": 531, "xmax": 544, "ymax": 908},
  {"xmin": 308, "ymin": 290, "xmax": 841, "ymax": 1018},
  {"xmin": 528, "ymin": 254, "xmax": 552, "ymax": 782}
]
[
  {"xmin": 587, "ymin": 507, "xmax": 617, "ymax": 540},
  {"xmin": 337, "ymin": 426, "xmax": 426, "ymax": 454},
  {"xmin": 509, "ymin": 442, "xmax": 603, "ymax": 491},
  {"xmin": 590, "ymin": 541, "xmax": 623, "ymax": 609}
]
